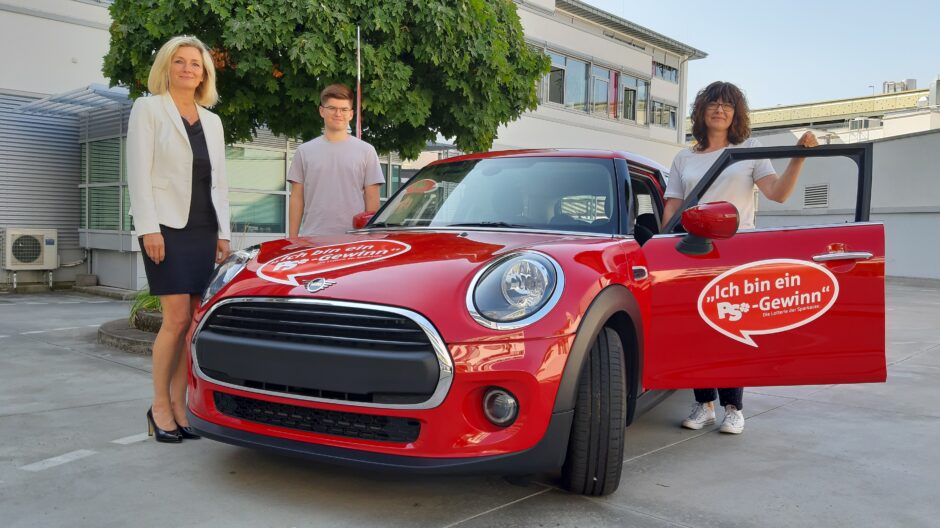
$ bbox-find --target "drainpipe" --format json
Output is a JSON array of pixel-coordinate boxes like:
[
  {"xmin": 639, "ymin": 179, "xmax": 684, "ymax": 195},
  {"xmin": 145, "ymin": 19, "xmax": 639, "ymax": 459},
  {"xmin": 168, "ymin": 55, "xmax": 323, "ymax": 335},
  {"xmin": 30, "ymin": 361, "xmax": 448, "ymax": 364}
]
[{"xmin": 678, "ymin": 55, "xmax": 690, "ymax": 145}]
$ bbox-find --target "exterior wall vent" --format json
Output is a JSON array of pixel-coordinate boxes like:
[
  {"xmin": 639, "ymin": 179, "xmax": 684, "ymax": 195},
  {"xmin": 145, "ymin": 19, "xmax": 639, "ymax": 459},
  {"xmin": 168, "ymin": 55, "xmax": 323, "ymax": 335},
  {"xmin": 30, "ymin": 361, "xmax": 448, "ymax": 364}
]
[
  {"xmin": 803, "ymin": 184, "xmax": 829, "ymax": 209},
  {"xmin": 3, "ymin": 228, "xmax": 59, "ymax": 271}
]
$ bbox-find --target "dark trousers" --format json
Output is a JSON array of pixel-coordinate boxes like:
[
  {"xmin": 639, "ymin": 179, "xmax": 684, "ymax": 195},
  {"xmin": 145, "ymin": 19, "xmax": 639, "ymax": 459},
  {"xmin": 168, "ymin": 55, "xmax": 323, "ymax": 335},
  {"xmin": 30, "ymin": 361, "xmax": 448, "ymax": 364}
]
[{"xmin": 694, "ymin": 388, "xmax": 743, "ymax": 410}]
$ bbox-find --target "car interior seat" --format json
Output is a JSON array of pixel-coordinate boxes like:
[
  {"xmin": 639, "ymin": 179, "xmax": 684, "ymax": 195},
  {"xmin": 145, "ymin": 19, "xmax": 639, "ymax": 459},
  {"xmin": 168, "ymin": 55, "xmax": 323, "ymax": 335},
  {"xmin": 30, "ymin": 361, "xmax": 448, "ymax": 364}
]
[
  {"xmin": 633, "ymin": 212, "xmax": 659, "ymax": 245},
  {"xmin": 549, "ymin": 200, "xmax": 579, "ymax": 226},
  {"xmin": 589, "ymin": 195, "xmax": 612, "ymax": 232}
]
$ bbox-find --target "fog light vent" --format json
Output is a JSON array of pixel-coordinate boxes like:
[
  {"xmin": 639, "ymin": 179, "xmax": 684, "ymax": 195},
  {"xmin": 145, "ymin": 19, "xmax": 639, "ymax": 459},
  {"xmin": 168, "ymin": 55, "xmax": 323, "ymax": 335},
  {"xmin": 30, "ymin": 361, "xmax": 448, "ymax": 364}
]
[{"xmin": 483, "ymin": 388, "xmax": 518, "ymax": 426}]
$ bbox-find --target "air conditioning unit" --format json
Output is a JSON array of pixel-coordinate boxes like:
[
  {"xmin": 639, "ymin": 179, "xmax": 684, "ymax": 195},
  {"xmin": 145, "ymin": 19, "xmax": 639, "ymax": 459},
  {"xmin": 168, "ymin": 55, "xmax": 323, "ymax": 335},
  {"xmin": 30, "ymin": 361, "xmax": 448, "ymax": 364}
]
[{"xmin": 3, "ymin": 228, "xmax": 58, "ymax": 271}]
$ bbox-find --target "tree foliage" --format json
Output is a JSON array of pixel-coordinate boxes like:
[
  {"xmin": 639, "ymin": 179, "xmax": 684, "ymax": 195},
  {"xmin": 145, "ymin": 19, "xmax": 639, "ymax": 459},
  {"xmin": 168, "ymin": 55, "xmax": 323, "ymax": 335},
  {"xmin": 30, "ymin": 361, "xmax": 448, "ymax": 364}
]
[{"xmin": 103, "ymin": 0, "xmax": 549, "ymax": 158}]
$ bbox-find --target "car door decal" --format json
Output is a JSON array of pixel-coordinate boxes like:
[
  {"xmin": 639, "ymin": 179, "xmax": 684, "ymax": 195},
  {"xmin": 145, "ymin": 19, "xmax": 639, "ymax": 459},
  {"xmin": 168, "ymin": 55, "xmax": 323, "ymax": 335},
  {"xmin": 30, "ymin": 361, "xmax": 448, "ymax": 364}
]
[
  {"xmin": 256, "ymin": 240, "xmax": 411, "ymax": 286},
  {"xmin": 697, "ymin": 259, "xmax": 839, "ymax": 347}
]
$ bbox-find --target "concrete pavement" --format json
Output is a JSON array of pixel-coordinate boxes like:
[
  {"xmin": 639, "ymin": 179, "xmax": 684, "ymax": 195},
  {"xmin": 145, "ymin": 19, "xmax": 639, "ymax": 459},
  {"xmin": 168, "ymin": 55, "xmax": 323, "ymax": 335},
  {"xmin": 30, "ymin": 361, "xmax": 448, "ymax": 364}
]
[{"xmin": 1, "ymin": 282, "xmax": 938, "ymax": 527}]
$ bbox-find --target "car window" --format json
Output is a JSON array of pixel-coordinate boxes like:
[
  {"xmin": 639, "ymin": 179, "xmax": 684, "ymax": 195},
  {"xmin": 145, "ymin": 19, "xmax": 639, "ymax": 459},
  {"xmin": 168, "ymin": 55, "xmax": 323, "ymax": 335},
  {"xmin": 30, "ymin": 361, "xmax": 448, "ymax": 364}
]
[
  {"xmin": 372, "ymin": 157, "xmax": 618, "ymax": 234},
  {"xmin": 557, "ymin": 195, "xmax": 610, "ymax": 224},
  {"xmin": 628, "ymin": 176, "xmax": 662, "ymax": 242},
  {"xmin": 636, "ymin": 194, "xmax": 654, "ymax": 216}
]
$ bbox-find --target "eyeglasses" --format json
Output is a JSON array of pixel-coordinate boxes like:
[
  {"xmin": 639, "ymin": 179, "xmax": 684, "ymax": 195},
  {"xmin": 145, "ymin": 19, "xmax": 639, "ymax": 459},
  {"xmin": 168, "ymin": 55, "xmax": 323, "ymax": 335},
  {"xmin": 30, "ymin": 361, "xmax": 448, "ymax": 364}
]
[
  {"xmin": 321, "ymin": 105, "xmax": 354, "ymax": 115},
  {"xmin": 706, "ymin": 101, "xmax": 735, "ymax": 112}
]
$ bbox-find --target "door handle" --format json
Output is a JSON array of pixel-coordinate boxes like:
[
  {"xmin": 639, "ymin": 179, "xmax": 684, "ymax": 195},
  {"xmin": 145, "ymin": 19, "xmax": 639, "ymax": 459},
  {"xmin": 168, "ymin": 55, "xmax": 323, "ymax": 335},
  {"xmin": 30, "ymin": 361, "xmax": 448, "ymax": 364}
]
[{"xmin": 812, "ymin": 251, "xmax": 873, "ymax": 262}]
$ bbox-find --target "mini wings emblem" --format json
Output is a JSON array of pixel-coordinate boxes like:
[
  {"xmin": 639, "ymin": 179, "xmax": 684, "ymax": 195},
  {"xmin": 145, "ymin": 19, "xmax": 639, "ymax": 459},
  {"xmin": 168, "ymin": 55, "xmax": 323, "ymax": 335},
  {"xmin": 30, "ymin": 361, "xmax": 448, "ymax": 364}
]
[{"xmin": 304, "ymin": 278, "xmax": 336, "ymax": 293}]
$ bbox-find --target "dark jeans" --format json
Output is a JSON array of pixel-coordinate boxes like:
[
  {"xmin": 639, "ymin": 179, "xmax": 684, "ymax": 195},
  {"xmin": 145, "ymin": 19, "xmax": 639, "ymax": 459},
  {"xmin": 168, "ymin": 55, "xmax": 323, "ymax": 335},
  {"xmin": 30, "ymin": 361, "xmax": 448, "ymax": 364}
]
[{"xmin": 694, "ymin": 388, "xmax": 743, "ymax": 410}]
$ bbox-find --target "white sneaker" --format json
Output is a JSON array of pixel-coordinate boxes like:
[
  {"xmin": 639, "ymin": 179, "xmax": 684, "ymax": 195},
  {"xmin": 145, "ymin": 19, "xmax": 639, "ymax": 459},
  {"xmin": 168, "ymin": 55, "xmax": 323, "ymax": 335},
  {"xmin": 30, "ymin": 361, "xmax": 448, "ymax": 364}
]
[
  {"xmin": 720, "ymin": 405, "xmax": 745, "ymax": 434},
  {"xmin": 681, "ymin": 402, "xmax": 716, "ymax": 430}
]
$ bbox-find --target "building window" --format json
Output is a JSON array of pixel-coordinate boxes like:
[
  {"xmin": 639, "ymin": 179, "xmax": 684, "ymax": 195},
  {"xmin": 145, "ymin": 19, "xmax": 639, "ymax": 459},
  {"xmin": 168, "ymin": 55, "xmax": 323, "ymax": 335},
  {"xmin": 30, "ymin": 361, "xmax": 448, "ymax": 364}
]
[
  {"xmin": 544, "ymin": 52, "xmax": 589, "ymax": 111},
  {"xmin": 653, "ymin": 62, "xmax": 679, "ymax": 83},
  {"xmin": 620, "ymin": 75, "xmax": 649, "ymax": 124},
  {"xmin": 548, "ymin": 52, "xmax": 566, "ymax": 105},
  {"xmin": 379, "ymin": 162, "xmax": 404, "ymax": 199},
  {"xmin": 79, "ymin": 138, "xmax": 127, "ymax": 232},
  {"xmin": 591, "ymin": 66, "xmax": 612, "ymax": 115},
  {"xmin": 651, "ymin": 101, "xmax": 678, "ymax": 129},
  {"xmin": 226, "ymin": 147, "xmax": 287, "ymax": 233},
  {"xmin": 79, "ymin": 144, "xmax": 87, "ymax": 229},
  {"xmin": 564, "ymin": 57, "xmax": 589, "ymax": 111},
  {"xmin": 539, "ymin": 48, "xmax": 652, "ymax": 125}
]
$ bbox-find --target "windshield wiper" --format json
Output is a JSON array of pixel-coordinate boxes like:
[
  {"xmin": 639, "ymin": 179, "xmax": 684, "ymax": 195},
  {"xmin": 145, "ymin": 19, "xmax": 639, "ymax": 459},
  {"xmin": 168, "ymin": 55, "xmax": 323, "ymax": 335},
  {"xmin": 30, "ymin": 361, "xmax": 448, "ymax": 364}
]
[
  {"xmin": 365, "ymin": 221, "xmax": 403, "ymax": 228},
  {"xmin": 446, "ymin": 222, "xmax": 528, "ymax": 229}
]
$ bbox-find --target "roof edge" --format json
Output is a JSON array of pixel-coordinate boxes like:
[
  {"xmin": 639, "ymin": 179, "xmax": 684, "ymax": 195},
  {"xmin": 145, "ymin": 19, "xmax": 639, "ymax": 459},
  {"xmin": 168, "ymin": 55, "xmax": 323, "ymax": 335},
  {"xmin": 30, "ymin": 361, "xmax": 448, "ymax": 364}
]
[{"xmin": 554, "ymin": 0, "xmax": 706, "ymax": 59}]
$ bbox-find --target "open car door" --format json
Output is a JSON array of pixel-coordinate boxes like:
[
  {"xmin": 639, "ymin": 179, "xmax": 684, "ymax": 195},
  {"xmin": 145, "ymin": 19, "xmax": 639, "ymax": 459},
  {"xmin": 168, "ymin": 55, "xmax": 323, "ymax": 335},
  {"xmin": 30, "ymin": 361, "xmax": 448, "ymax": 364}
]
[{"xmin": 640, "ymin": 144, "xmax": 886, "ymax": 389}]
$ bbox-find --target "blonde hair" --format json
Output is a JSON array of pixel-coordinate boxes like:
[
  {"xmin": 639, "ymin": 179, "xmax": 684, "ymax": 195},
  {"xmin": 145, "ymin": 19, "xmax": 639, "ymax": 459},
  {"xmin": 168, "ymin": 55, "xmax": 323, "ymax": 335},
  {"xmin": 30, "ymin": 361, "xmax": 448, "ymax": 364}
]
[{"xmin": 147, "ymin": 35, "xmax": 218, "ymax": 107}]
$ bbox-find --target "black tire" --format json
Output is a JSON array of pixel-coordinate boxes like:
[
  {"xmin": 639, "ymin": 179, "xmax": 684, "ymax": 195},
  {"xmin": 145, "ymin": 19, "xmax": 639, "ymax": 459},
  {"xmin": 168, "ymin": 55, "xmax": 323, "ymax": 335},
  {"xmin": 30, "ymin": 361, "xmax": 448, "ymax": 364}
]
[{"xmin": 560, "ymin": 326, "xmax": 626, "ymax": 496}]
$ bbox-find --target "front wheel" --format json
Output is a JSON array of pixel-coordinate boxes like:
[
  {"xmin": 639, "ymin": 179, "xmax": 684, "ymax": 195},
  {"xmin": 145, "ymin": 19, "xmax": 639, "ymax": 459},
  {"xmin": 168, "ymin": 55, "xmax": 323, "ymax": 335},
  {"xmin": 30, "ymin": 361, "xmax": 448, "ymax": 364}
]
[{"xmin": 560, "ymin": 327, "xmax": 626, "ymax": 496}]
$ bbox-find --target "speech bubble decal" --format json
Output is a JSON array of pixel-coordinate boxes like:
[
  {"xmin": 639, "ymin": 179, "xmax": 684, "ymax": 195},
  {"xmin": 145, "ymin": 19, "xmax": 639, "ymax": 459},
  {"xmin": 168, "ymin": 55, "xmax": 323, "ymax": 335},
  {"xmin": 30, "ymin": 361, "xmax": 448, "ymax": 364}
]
[
  {"xmin": 697, "ymin": 259, "xmax": 839, "ymax": 347},
  {"xmin": 256, "ymin": 240, "xmax": 411, "ymax": 286}
]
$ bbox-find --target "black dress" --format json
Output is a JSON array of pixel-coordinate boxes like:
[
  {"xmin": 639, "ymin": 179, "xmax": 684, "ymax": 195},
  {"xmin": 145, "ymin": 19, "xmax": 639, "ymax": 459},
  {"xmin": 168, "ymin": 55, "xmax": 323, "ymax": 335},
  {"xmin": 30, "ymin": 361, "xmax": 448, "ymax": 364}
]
[{"xmin": 141, "ymin": 118, "xmax": 219, "ymax": 296}]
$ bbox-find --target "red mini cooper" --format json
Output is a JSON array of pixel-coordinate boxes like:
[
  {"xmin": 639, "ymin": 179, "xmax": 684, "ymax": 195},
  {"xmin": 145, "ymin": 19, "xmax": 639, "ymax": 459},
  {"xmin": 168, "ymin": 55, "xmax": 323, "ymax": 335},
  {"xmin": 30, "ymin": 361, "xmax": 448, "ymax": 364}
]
[{"xmin": 187, "ymin": 146, "xmax": 885, "ymax": 496}]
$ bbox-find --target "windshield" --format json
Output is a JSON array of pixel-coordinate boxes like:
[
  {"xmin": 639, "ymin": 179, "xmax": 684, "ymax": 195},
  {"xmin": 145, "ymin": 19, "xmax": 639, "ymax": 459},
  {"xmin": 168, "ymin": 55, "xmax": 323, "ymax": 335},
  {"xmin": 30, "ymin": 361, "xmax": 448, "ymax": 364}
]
[{"xmin": 371, "ymin": 157, "xmax": 618, "ymax": 234}]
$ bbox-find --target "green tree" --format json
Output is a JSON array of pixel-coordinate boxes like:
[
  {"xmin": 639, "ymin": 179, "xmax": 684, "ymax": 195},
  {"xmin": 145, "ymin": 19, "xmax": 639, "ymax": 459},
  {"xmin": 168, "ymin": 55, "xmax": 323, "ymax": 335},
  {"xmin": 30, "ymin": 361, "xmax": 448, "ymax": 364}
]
[{"xmin": 103, "ymin": 0, "xmax": 549, "ymax": 158}]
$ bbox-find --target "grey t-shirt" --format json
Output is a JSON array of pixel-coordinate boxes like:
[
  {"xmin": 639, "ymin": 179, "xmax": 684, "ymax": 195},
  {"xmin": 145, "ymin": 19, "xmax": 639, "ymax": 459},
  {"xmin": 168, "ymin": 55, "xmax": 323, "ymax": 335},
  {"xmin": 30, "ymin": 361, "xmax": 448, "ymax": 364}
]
[
  {"xmin": 287, "ymin": 135, "xmax": 385, "ymax": 236},
  {"xmin": 665, "ymin": 138, "xmax": 775, "ymax": 230}
]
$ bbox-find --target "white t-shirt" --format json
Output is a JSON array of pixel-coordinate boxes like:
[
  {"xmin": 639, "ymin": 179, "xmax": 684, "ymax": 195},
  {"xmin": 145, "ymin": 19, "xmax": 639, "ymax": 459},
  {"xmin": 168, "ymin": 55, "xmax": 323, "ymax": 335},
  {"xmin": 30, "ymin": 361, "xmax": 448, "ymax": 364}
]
[
  {"xmin": 287, "ymin": 136, "xmax": 385, "ymax": 236},
  {"xmin": 665, "ymin": 138, "xmax": 775, "ymax": 229}
]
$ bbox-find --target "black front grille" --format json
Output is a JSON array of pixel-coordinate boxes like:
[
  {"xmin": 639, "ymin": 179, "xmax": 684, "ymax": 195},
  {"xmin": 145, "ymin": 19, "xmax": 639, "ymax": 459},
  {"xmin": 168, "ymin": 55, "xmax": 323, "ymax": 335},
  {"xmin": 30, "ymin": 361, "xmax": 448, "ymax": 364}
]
[
  {"xmin": 203, "ymin": 302, "xmax": 434, "ymax": 353},
  {"xmin": 200, "ymin": 368, "xmax": 427, "ymax": 405},
  {"xmin": 215, "ymin": 392, "xmax": 420, "ymax": 443}
]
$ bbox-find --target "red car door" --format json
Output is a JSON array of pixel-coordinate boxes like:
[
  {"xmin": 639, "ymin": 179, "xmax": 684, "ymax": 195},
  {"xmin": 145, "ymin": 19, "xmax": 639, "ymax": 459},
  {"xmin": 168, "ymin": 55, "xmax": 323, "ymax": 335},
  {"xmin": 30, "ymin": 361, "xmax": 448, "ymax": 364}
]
[{"xmin": 639, "ymin": 144, "xmax": 886, "ymax": 389}]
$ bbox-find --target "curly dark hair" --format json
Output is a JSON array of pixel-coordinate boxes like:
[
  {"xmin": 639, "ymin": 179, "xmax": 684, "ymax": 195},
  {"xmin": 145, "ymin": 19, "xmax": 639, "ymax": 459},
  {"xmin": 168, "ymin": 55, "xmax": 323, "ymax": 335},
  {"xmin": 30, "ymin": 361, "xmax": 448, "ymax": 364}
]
[{"xmin": 690, "ymin": 81, "xmax": 750, "ymax": 151}]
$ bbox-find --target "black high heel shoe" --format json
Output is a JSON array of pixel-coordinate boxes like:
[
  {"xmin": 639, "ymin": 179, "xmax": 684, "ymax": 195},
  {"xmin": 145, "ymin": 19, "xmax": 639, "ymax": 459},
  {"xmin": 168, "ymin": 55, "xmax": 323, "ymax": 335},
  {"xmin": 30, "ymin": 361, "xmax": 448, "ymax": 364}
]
[
  {"xmin": 147, "ymin": 408, "xmax": 182, "ymax": 443},
  {"xmin": 176, "ymin": 423, "xmax": 201, "ymax": 440}
]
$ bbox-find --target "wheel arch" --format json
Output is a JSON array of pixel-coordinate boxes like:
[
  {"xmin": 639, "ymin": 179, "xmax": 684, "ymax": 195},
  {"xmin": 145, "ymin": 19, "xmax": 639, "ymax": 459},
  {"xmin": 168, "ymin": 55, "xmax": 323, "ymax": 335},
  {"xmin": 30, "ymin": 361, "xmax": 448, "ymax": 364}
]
[{"xmin": 553, "ymin": 284, "xmax": 644, "ymax": 424}]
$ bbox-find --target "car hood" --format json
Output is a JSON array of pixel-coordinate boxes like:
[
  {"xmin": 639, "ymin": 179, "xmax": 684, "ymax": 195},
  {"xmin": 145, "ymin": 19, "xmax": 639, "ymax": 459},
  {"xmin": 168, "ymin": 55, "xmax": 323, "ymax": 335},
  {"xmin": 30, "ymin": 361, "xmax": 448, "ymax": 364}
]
[{"xmin": 221, "ymin": 229, "xmax": 584, "ymax": 306}]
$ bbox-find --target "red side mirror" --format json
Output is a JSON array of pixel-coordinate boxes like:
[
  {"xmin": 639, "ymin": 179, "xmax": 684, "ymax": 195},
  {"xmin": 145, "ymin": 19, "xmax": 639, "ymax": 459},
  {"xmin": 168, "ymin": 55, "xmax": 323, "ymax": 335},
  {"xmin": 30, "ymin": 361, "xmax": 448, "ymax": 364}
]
[
  {"xmin": 676, "ymin": 201, "xmax": 739, "ymax": 255},
  {"xmin": 352, "ymin": 211, "xmax": 375, "ymax": 230},
  {"xmin": 681, "ymin": 201, "xmax": 739, "ymax": 239}
]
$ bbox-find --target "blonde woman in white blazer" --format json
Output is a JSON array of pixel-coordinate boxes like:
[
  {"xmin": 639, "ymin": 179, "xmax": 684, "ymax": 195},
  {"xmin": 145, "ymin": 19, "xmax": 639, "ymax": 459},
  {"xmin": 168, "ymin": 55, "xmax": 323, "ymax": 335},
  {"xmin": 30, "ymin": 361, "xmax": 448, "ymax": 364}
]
[{"xmin": 127, "ymin": 35, "xmax": 231, "ymax": 443}]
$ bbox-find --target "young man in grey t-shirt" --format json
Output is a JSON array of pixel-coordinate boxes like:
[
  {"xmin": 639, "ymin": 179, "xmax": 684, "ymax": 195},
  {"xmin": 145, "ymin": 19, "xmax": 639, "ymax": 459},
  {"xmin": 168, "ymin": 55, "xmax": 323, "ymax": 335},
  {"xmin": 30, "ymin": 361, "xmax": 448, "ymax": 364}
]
[{"xmin": 287, "ymin": 84, "xmax": 385, "ymax": 237}]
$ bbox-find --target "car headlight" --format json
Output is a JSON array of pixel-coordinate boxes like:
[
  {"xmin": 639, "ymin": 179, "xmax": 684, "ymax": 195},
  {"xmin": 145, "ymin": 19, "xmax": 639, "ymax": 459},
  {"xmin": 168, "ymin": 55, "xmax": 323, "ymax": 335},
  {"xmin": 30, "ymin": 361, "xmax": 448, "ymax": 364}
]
[
  {"xmin": 201, "ymin": 246, "xmax": 259, "ymax": 305},
  {"xmin": 466, "ymin": 251, "xmax": 564, "ymax": 330}
]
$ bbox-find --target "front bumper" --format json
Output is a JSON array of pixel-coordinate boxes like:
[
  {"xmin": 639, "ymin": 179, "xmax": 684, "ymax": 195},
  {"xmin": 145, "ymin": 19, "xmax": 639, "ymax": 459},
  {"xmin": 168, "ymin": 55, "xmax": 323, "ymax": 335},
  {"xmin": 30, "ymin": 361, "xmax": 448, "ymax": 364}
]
[
  {"xmin": 188, "ymin": 297, "xmax": 575, "ymax": 462},
  {"xmin": 188, "ymin": 408, "xmax": 573, "ymax": 475}
]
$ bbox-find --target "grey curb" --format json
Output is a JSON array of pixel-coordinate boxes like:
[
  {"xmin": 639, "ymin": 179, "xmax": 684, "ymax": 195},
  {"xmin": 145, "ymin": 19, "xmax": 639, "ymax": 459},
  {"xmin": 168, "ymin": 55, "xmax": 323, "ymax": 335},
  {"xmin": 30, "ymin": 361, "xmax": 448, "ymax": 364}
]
[
  {"xmin": 97, "ymin": 318, "xmax": 155, "ymax": 355},
  {"xmin": 73, "ymin": 285, "xmax": 139, "ymax": 301}
]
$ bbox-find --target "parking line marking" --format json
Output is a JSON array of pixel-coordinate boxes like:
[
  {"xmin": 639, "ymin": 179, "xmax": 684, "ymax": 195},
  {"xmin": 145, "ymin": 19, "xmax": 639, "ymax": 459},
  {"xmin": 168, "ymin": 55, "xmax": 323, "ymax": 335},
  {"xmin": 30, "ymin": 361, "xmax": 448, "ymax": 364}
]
[
  {"xmin": 441, "ymin": 486, "xmax": 552, "ymax": 528},
  {"xmin": 20, "ymin": 450, "xmax": 97, "ymax": 472},
  {"xmin": 111, "ymin": 433, "xmax": 150, "ymax": 445},
  {"xmin": 0, "ymin": 301, "xmax": 116, "ymax": 307},
  {"xmin": 18, "ymin": 326, "xmax": 93, "ymax": 336}
]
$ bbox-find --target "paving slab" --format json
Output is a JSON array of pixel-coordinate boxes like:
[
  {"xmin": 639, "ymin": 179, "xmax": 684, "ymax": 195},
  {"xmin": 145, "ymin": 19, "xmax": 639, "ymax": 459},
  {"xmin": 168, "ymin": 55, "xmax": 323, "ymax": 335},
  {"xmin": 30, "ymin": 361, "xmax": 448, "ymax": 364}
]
[
  {"xmin": 454, "ymin": 488, "xmax": 685, "ymax": 528},
  {"xmin": 0, "ymin": 283, "xmax": 938, "ymax": 528},
  {"xmin": 606, "ymin": 399, "xmax": 939, "ymax": 528},
  {"xmin": 803, "ymin": 363, "xmax": 940, "ymax": 418},
  {"xmin": 0, "ymin": 337, "xmax": 150, "ymax": 417}
]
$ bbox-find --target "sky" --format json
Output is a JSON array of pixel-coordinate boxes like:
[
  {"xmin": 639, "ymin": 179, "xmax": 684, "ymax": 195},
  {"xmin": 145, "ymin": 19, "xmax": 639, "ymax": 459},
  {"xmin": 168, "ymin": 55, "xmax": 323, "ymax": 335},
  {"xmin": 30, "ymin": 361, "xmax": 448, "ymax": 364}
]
[{"xmin": 582, "ymin": 0, "xmax": 937, "ymax": 109}]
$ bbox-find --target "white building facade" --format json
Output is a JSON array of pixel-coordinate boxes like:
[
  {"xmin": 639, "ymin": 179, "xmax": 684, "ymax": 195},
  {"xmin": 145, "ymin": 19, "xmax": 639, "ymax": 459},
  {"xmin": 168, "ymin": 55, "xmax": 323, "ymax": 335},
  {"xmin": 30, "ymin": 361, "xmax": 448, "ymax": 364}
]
[
  {"xmin": 748, "ymin": 79, "xmax": 940, "ymax": 280},
  {"xmin": 0, "ymin": 0, "xmax": 703, "ymax": 290},
  {"xmin": 504, "ymin": 0, "xmax": 705, "ymax": 166}
]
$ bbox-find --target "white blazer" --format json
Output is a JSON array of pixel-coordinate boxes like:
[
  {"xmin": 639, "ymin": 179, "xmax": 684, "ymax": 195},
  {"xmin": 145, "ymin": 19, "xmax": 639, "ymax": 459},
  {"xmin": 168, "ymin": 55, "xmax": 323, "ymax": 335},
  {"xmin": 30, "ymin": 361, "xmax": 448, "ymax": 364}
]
[{"xmin": 126, "ymin": 93, "xmax": 231, "ymax": 239}]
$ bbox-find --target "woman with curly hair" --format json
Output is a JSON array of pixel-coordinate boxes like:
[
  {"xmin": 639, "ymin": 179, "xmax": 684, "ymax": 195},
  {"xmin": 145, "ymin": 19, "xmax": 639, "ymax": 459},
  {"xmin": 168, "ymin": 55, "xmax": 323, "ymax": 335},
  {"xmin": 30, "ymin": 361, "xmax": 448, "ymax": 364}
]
[{"xmin": 662, "ymin": 81, "xmax": 817, "ymax": 434}]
